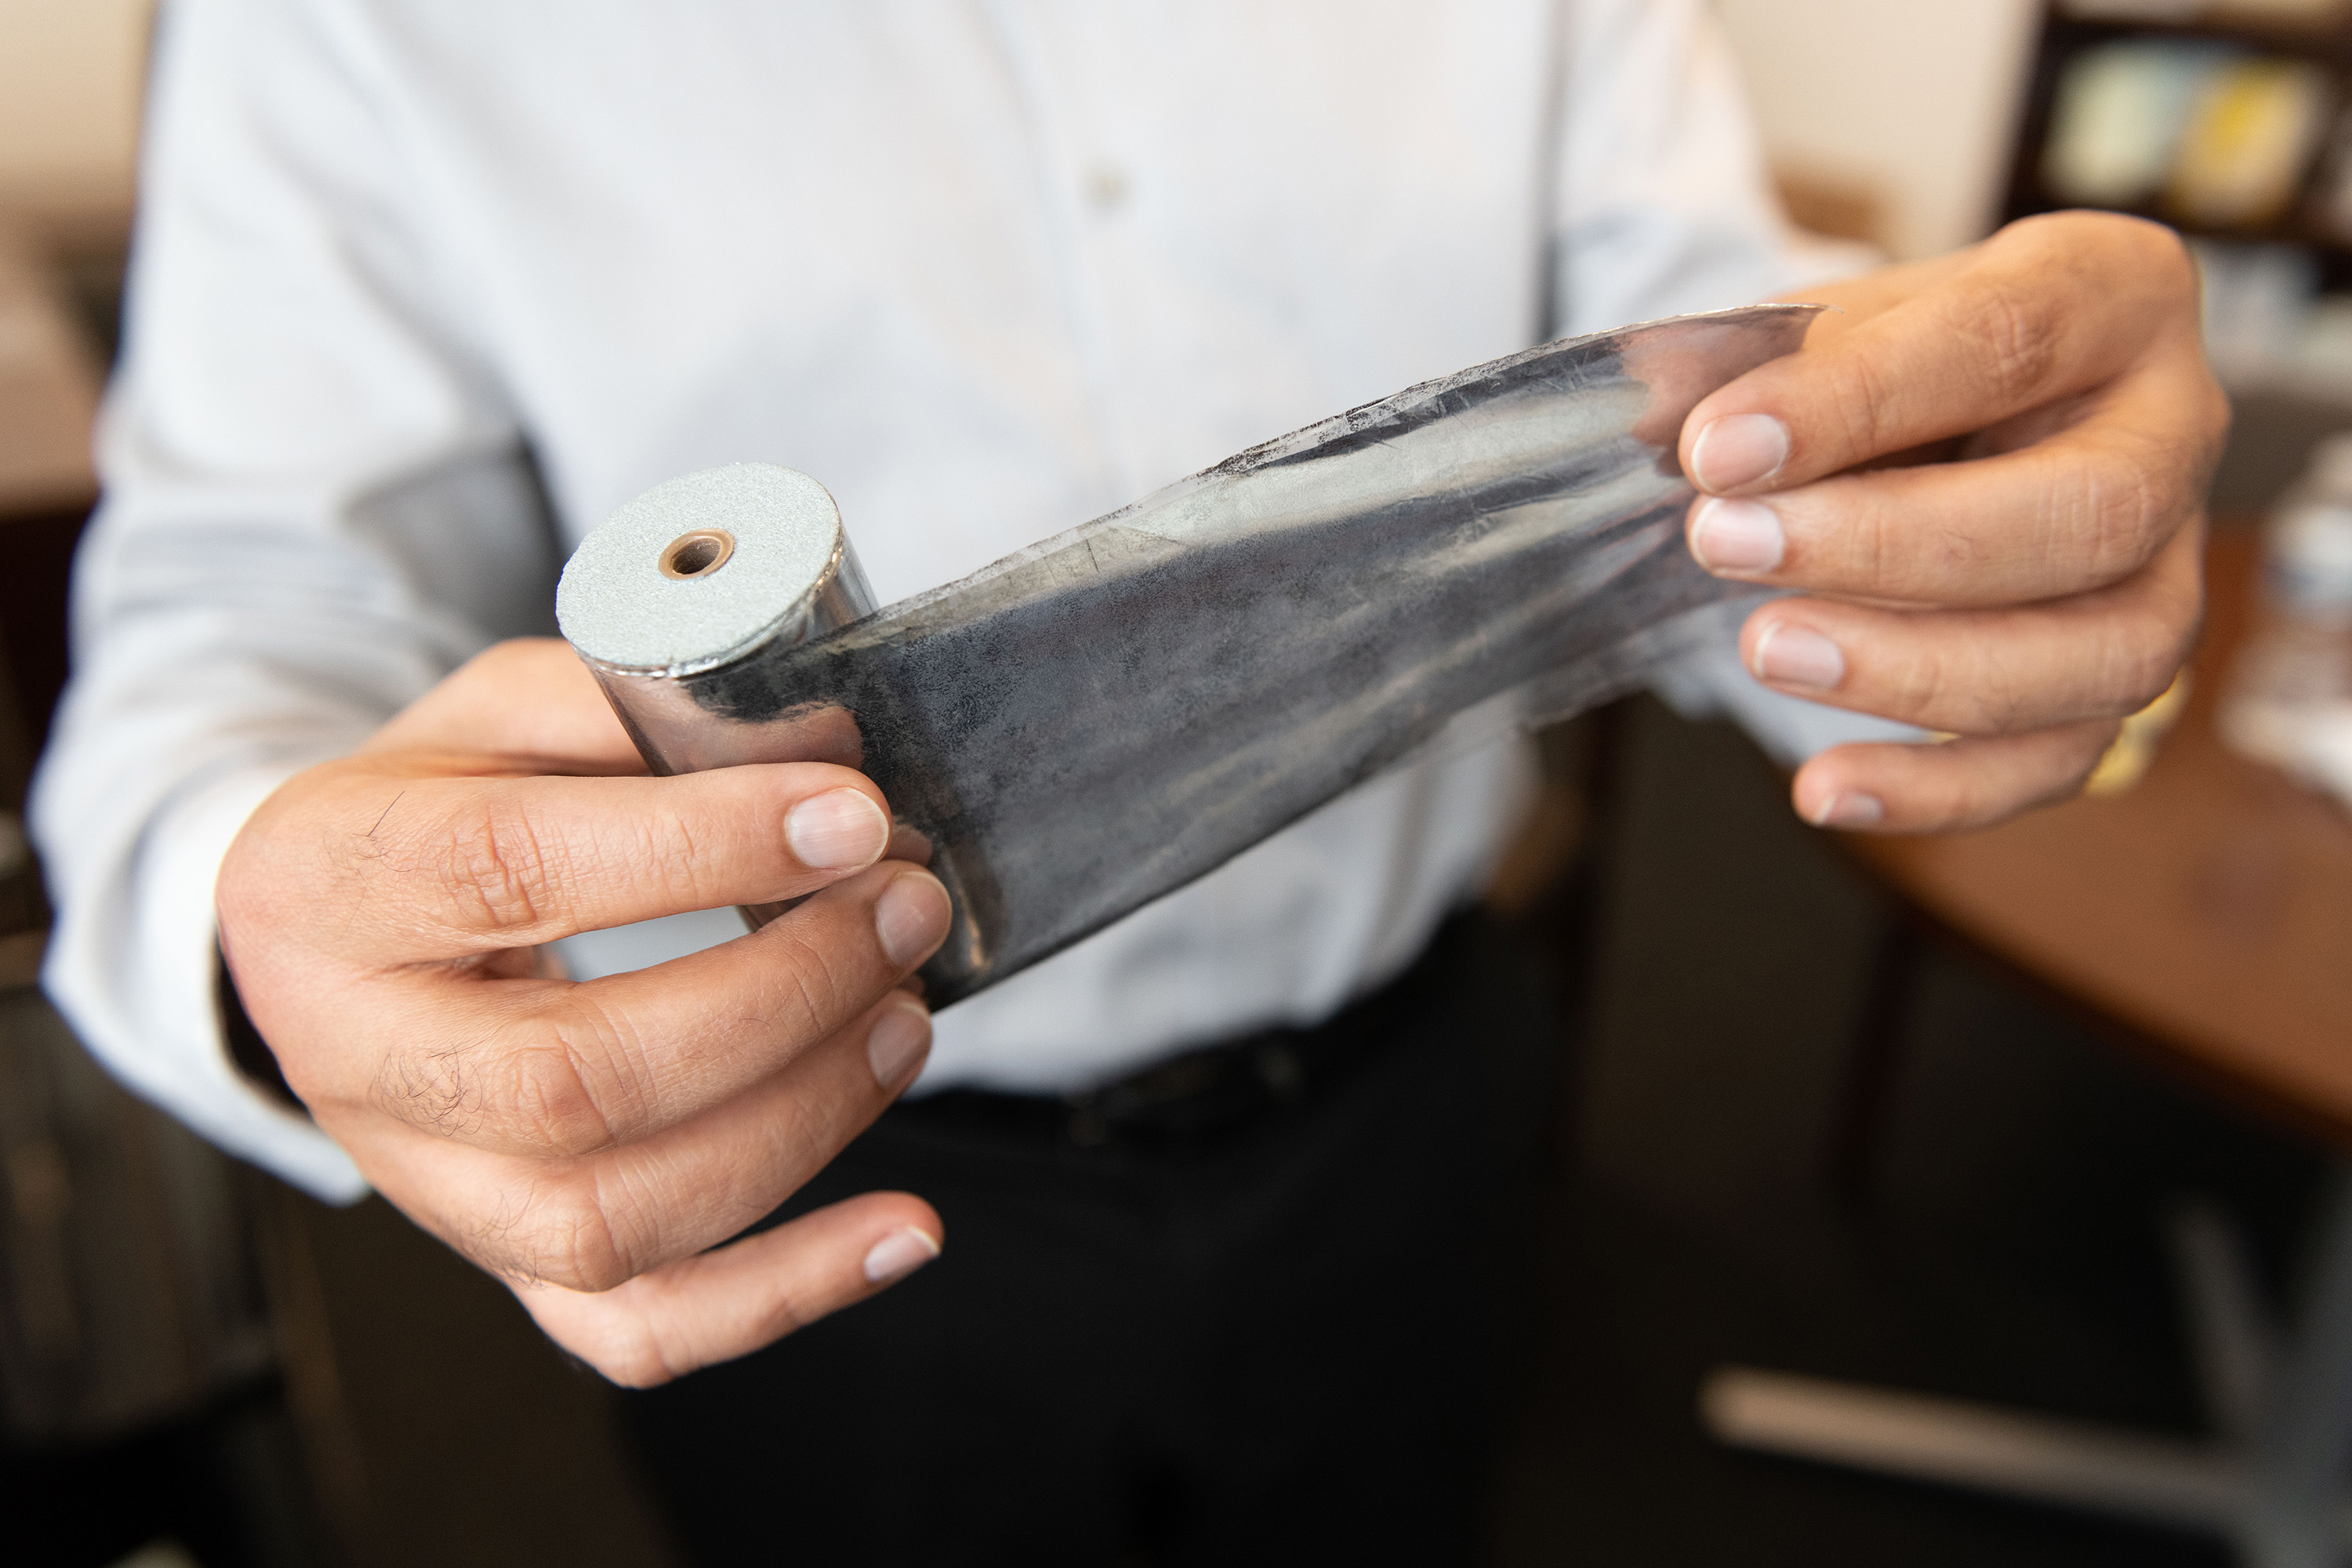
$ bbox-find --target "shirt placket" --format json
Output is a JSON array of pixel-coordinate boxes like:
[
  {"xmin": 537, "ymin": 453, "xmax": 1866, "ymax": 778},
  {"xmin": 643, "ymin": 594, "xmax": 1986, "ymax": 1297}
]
[{"xmin": 979, "ymin": 0, "xmax": 1149, "ymax": 508}]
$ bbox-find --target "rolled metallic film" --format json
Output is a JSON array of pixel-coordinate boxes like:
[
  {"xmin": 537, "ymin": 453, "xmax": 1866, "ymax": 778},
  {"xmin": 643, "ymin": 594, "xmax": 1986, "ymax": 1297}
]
[{"xmin": 557, "ymin": 303, "xmax": 1820, "ymax": 1006}]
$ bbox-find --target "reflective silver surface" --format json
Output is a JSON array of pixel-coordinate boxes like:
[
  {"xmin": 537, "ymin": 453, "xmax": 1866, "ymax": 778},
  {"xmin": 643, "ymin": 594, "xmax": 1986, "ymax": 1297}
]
[{"xmin": 560, "ymin": 304, "xmax": 1818, "ymax": 1005}]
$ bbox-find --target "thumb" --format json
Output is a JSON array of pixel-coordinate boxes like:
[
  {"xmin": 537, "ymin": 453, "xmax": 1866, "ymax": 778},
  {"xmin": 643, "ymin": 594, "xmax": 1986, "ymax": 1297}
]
[{"xmin": 363, "ymin": 637, "xmax": 643, "ymax": 768}]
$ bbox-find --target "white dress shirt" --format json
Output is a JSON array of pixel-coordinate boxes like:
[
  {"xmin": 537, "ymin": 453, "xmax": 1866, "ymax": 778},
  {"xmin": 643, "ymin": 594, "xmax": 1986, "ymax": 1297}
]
[{"xmin": 32, "ymin": 0, "xmax": 1899, "ymax": 1201}]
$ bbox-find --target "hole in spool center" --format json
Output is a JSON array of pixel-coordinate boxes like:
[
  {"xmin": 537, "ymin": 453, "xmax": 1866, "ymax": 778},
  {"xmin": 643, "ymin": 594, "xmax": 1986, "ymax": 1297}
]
[{"xmin": 659, "ymin": 529, "xmax": 735, "ymax": 579}]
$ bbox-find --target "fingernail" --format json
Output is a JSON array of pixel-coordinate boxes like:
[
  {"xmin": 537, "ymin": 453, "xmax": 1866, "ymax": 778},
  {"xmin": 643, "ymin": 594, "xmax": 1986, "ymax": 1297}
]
[
  {"xmin": 1809, "ymin": 791, "xmax": 1885, "ymax": 829},
  {"xmin": 785, "ymin": 788, "xmax": 889, "ymax": 870},
  {"xmin": 862, "ymin": 1225, "xmax": 941, "ymax": 1286},
  {"xmin": 1753, "ymin": 622, "xmax": 1846, "ymax": 691},
  {"xmin": 1690, "ymin": 413, "xmax": 1789, "ymax": 492},
  {"xmin": 1690, "ymin": 498, "xmax": 1785, "ymax": 575},
  {"xmin": 866, "ymin": 1000, "xmax": 931, "ymax": 1089},
  {"xmin": 875, "ymin": 871, "xmax": 951, "ymax": 967}
]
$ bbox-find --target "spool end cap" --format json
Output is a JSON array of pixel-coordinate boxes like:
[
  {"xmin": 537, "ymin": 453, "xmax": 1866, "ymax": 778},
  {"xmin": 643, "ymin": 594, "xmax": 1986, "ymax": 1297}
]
[{"xmin": 557, "ymin": 463, "xmax": 845, "ymax": 674}]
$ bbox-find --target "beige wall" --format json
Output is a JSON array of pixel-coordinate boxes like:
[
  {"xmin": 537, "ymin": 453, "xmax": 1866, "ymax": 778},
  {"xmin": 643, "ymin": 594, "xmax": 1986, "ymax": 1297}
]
[
  {"xmin": 0, "ymin": 0, "xmax": 154, "ymax": 233},
  {"xmin": 1716, "ymin": 0, "xmax": 2042, "ymax": 260}
]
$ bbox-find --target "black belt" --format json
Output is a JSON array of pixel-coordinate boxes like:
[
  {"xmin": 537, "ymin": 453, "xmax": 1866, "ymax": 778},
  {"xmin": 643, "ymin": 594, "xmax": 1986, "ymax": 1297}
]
[{"xmin": 888, "ymin": 911, "xmax": 1479, "ymax": 1151}]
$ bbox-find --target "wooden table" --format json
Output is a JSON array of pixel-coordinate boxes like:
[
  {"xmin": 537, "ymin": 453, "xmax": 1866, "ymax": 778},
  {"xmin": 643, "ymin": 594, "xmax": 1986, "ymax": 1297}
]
[
  {"xmin": 1704, "ymin": 531, "xmax": 2352, "ymax": 1568},
  {"xmin": 1846, "ymin": 532, "xmax": 2352, "ymax": 1145}
]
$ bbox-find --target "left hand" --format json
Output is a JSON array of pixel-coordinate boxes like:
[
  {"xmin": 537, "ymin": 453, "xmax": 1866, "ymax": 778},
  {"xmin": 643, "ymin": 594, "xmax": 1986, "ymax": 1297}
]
[
  {"xmin": 219, "ymin": 639, "xmax": 951, "ymax": 1385},
  {"xmin": 1678, "ymin": 210, "xmax": 2227, "ymax": 832}
]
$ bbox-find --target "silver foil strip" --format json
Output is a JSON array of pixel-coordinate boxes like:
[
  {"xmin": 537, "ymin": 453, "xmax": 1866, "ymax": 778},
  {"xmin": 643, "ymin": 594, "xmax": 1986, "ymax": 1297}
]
[{"xmin": 559, "ymin": 304, "xmax": 1817, "ymax": 1006}]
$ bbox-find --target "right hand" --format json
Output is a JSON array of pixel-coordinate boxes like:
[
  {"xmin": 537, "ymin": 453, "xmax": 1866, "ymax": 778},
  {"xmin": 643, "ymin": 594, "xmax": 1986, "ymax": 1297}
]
[{"xmin": 217, "ymin": 638, "xmax": 953, "ymax": 1386}]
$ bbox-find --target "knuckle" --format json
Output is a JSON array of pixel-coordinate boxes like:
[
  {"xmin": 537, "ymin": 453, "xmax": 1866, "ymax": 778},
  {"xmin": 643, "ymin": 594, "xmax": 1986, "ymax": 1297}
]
[
  {"xmin": 2033, "ymin": 724, "xmax": 2119, "ymax": 815},
  {"xmin": 1922, "ymin": 776, "xmax": 1983, "ymax": 835},
  {"xmin": 1883, "ymin": 642, "xmax": 1963, "ymax": 731},
  {"xmin": 639, "ymin": 802, "xmax": 724, "ymax": 912},
  {"xmin": 2199, "ymin": 374, "xmax": 2234, "ymax": 445},
  {"xmin": 1842, "ymin": 490, "xmax": 1947, "ymax": 593},
  {"xmin": 1894, "ymin": 637, "xmax": 2033, "ymax": 736},
  {"xmin": 1828, "ymin": 348, "xmax": 1898, "ymax": 462},
  {"xmin": 2176, "ymin": 374, "xmax": 2233, "ymax": 497},
  {"xmin": 372, "ymin": 1000, "xmax": 645, "ymax": 1156},
  {"xmin": 434, "ymin": 800, "xmax": 561, "ymax": 935},
  {"xmin": 1917, "ymin": 726, "xmax": 2109, "ymax": 835},
  {"xmin": 2115, "ymin": 215, "xmax": 2199, "ymax": 301},
  {"xmin": 1882, "ymin": 743, "xmax": 1992, "ymax": 835},
  {"xmin": 2126, "ymin": 646, "xmax": 2180, "ymax": 713},
  {"xmin": 2005, "ymin": 209, "xmax": 2185, "ymax": 286},
  {"xmin": 471, "ymin": 1176, "xmax": 633, "ymax": 1294},
  {"xmin": 503, "ymin": 1040, "xmax": 617, "ymax": 1156},
  {"xmin": 2067, "ymin": 448, "xmax": 2168, "ymax": 586},
  {"xmin": 485, "ymin": 1004, "xmax": 642, "ymax": 1155},
  {"xmin": 531, "ymin": 1200, "xmax": 634, "ymax": 1294},
  {"xmin": 1879, "ymin": 644, "xmax": 1944, "ymax": 721},
  {"xmin": 1856, "ymin": 502, "xmax": 1897, "ymax": 588},
  {"xmin": 1956, "ymin": 274, "xmax": 2062, "ymax": 405},
  {"xmin": 2045, "ymin": 728, "xmax": 2112, "ymax": 804},
  {"xmin": 2108, "ymin": 619, "xmax": 2188, "ymax": 717},
  {"xmin": 2144, "ymin": 224, "xmax": 2200, "ymax": 301},
  {"xmin": 2081, "ymin": 544, "xmax": 2201, "ymax": 720},
  {"xmin": 764, "ymin": 919, "xmax": 859, "ymax": 1044},
  {"xmin": 546, "ymin": 1215, "xmax": 634, "ymax": 1294}
]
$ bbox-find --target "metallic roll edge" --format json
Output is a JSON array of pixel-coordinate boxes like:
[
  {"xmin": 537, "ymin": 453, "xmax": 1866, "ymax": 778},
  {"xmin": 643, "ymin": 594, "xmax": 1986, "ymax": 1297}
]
[
  {"xmin": 556, "ymin": 303, "xmax": 1820, "ymax": 1004},
  {"xmin": 559, "ymin": 461, "xmax": 879, "ymax": 770},
  {"xmin": 557, "ymin": 462, "xmax": 882, "ymax": 935}
]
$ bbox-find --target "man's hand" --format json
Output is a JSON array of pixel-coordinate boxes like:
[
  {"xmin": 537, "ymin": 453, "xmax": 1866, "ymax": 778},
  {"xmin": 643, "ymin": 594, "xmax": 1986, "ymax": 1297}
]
[
  {"xmin": 218, "ymin": 638, "xmax": 953, "ymax": 1385},
  {"xmin": 1680, "ymin": 211, "xmax": 2227, "ymax": 831}
]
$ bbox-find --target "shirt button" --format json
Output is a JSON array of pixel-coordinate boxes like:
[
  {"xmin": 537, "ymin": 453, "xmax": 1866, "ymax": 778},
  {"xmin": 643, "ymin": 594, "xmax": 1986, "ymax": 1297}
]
[{"xmin": 1083, "ymin": 163, "xmax": 1131, "ymax": 212}]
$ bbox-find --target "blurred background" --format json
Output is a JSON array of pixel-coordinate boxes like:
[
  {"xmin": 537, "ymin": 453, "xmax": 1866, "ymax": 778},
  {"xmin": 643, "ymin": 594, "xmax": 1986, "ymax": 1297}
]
[{"xmin": 4, "ymin": 2, "xmax": 2352, "ymax": 1565}]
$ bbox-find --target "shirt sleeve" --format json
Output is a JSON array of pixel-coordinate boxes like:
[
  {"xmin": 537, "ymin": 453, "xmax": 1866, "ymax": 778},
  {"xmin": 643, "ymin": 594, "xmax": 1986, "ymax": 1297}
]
[
  {"xmin": 29, "ymin": 0, "xmax": 556, "ymax": 1200},
  {"xmin": 1558, "ymin": 0, "xmax": 1921, "ymax": 763},
  {"xmin": 1555, "ymin": 0, "xmax": 1809, "ymax": 331}
]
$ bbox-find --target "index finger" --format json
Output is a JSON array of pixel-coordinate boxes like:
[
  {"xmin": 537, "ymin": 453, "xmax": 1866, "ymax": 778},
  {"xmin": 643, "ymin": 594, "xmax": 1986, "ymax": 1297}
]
[
  {"xmin": 227, "ymin": 758, "xmax": 902, "ymax": 965},
  {"xmin": 1678, "ymin": 212, "xmax": 2201, "ymax": 497}
]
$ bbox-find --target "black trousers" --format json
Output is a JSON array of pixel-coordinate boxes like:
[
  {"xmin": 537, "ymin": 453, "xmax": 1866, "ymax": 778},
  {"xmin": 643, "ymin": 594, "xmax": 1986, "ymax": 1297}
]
[{"xmin": 621, "ymin": 913, "xmax": 1562, "ymax": 1566}]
